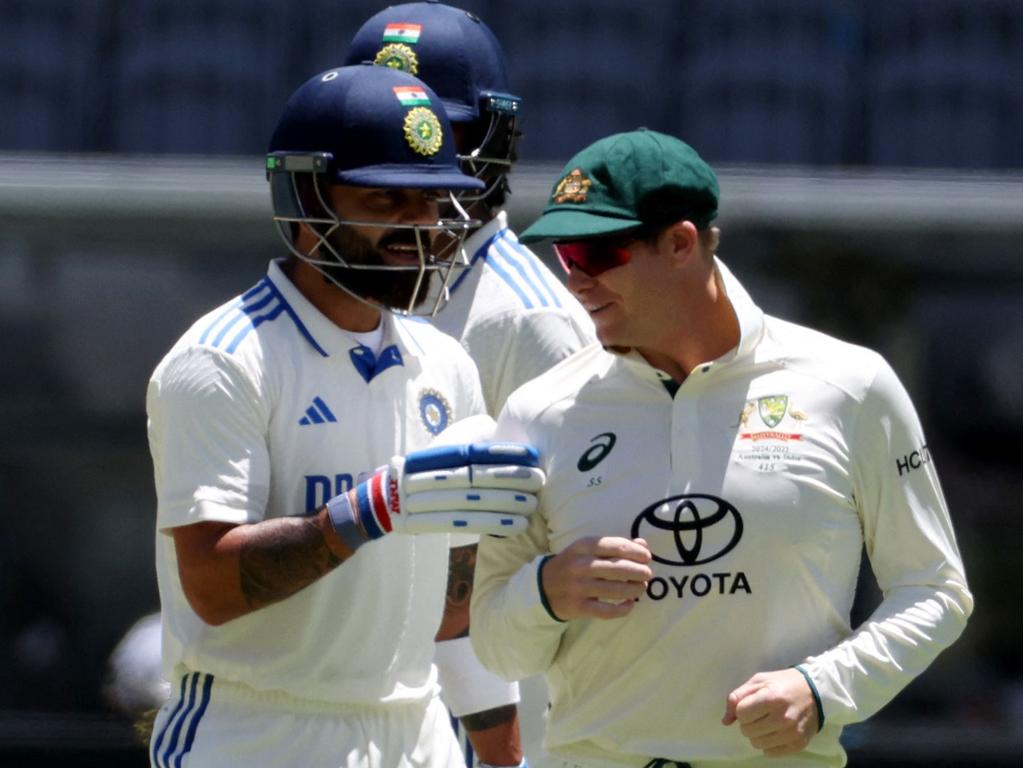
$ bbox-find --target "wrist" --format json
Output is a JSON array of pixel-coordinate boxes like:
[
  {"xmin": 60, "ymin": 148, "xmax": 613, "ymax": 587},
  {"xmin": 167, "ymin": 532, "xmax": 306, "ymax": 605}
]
[
  {"xmin": 325, "ymin": 490, "xmax": 371, "ymax": 552},
  {"xmin": 327, "ymin": 466, "xmax": 399, "ymax": 548}
]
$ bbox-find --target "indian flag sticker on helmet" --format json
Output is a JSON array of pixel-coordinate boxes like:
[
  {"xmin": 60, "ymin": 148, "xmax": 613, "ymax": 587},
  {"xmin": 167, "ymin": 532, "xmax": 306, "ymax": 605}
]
[
  {"xmin": 393, "ymin": 85, "xmax": 430, "ymax": 107},
  {"xmin": 375, "ymin": 43, "xmax": 419, "ymax": 74},
  {"xmin": 383, "ymin": 23, "xmax": 421, "ymax": 44},
  {"xmin": 403, "ymin": 107, "xmax": 443, "ymax": 156}
]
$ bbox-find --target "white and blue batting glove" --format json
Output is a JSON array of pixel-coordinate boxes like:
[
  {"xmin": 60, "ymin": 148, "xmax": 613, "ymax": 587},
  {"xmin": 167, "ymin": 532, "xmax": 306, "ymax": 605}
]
[{"xmin": 327, "ymin": 442, "xmax": 543, "ymax": 550}]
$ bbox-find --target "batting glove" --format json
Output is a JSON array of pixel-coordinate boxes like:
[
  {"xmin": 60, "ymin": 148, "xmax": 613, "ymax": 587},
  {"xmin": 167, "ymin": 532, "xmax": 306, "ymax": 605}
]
[{"xmin": 327, "ymin": 442, "xmax": 543, "ymax": 550}]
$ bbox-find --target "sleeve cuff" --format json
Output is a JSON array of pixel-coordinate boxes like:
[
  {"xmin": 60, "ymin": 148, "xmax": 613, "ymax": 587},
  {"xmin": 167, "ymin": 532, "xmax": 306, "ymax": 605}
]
[
  {"xmin": 537, "ymin": 554, "xmax": 566, "ymax": 623},
  {"xmin": 502, "ymin": 554, "xmax": 568, "ymax": 630},
  {"xmin": 793, "ymin": 664, "xmax": 825, "ymax": 732}
]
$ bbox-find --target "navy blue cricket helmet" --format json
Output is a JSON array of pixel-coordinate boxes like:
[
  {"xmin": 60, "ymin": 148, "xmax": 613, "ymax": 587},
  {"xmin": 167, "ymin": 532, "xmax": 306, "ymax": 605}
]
[
  {"xmin": 267, "ymin": 63, "xmax": 483, "ymax": 190},
  {"xmin": 344, "ymin": 2, "xmax": 522, "ymax": 207},
  {"xmin": 265, "ymin": 64, "xmax": 483, "ymax": 317}
]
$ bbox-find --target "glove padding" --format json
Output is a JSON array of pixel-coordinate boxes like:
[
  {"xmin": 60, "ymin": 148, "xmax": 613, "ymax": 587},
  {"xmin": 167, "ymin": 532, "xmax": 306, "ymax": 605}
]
[{"xmin": 356, "ymin": 442, "xmax": 544, "ymax": 537}]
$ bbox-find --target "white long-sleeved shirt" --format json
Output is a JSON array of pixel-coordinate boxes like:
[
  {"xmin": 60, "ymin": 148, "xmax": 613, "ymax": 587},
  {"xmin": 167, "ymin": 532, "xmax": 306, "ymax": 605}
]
[
  {"xmin": 149, "ymin": 259, "xmax": 487, "ymax": 706},
  {"xmin": 471, "ymin": 260, "xmax": 972, "ymax": 767},
  {"xmin": 432, "ymin": 211, "xmax": 596, "ymax": 416}
]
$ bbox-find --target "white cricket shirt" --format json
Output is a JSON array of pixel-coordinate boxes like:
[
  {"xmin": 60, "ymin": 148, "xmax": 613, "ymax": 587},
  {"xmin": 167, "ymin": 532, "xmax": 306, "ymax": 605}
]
[
  {"xmin": 432, "ymin": 211, "xmax": 596, "ymax": 416},
  {"xmin": 148, "ymin": 259, "xmax": 487, "ymax": 706},
  {"xmin": 472, "ymin": 260, "xmax": 972, "ymax": 767}
]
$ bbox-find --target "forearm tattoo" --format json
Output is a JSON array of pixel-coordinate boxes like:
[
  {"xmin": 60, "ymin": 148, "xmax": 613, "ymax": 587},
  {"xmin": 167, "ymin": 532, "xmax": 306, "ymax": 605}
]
[
  {"xmin": 461, "ymin": 703, "xmax": 517, "ymax": 732},
  {"xmin": 239, "ymin": 514, "xmax": 341, "ymax": 611},
  {"xmin": 445, "ymin": 544, "xmax": 477, "ymax": 638}
]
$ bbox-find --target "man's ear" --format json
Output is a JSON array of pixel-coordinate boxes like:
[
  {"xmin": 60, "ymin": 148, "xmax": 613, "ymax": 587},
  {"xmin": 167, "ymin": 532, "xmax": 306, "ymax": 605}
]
[{"xmin": 664, "ymin": 219, "xmax": 700, "ymax": 266}]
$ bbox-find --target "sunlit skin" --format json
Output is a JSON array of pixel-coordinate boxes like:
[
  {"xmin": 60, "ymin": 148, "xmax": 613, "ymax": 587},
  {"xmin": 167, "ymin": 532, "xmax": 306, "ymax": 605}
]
[
  {"xmin": 289, "ymin": 185, "xmax": 443, "ymax": 332},
  {"xmin": 563, "ymin": 220, "xmax": 738, "ymax": 383}
]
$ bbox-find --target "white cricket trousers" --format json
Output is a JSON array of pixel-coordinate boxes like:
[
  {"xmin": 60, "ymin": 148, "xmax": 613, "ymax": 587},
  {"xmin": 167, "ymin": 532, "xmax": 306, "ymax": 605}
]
[{"xmin": 149, "ymin": 670, "xmax": 464, "ymax": 768}]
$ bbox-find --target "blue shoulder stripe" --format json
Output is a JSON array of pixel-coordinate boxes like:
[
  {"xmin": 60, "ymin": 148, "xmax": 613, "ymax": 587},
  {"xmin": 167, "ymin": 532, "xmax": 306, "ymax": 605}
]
[
  {"xmin": 485, "ymin": 242, "xmax": 536, "ymax": 309},
  {"xmin": 198, "ymin": 278, "xmax": 270, "ymax": 344},
  {"xmin": 199, "ymin": 277, "xmax": 328, "ymax": 357},
  {"xmin": 225, "ymin": 301, "xmax": 286, "ymax": 354},
  {"xmin": 511, "ymin": 234, "xmax": 564, "ymax": 309},
  {"xmin": 213, "ymin": 290, "xmax": 276, "ymax": 349},
  {"xmin": 490, "ymin": 232, "xmax": 562, "ymax": 309},
  {"xmin": 447, "ymin": 230, "xmax": 495, "ymax": 296}
]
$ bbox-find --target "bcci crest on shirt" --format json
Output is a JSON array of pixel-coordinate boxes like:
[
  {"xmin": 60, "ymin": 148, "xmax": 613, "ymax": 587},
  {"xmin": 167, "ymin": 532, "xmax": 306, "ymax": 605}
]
[{"xmin": 418, "ymin": 388, "xmax": 451, "ymax": 435}]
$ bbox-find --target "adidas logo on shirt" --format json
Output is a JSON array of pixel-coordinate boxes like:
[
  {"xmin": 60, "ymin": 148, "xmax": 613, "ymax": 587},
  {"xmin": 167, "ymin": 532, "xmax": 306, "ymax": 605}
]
[{"xmin": 298, "ymin": 396, "xmax": 337, "ymax": 426}]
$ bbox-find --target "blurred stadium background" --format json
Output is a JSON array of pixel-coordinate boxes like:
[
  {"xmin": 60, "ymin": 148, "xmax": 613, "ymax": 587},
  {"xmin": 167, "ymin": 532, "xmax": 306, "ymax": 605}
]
[{"xmin": 1, "ymin": 0, "xmax": 1022, "ymax": 765}]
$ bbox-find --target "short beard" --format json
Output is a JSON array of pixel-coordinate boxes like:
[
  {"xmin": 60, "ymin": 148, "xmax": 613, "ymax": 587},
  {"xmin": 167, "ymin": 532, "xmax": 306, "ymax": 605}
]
[{"xmin": 317, "ymin": 224, "xmax": 432, "ymax": 312}]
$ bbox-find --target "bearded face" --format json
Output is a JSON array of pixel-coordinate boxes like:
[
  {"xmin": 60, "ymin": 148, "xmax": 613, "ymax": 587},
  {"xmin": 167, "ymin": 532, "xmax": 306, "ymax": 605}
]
[{"xmin": 319, "ymin": 223, "xmax": 434, "ymax": 312}]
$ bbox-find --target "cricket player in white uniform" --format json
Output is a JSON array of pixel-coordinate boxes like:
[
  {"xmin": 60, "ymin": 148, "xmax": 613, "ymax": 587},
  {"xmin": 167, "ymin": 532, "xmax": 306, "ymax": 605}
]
[
  {"xmin": 345, "ymin": 1, "xmax": 595, "ymax": 418},
  {"xmin": 346, "ymin": 6, "xmax": 594, "ymax": 766},
  {"xmin": 146, "ymin": 64, "xmax": 543, "ymax": 768},
  {"xmin": 470, "ymin": 129, "xmax": 974, "ymax": 768}
]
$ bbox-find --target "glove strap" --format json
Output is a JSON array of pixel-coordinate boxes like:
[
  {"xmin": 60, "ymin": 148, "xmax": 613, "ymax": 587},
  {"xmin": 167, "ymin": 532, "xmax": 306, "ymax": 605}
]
[
  {"xmin": 354, "ymin": 469, "xmax": 394, "ymax": 538},
  {"xmin": 325, "ymin": 492, "xmax": 370, "ymax": 552}
]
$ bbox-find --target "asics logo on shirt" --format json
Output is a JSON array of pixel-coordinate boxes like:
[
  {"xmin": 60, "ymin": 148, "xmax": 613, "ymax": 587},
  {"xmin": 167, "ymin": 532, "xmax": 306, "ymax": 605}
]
[
  {"xmin": 631, "ymin": 494, "xmax": 744, "ymax": 566},
  {"xmin": 577, "ymin": 432, "xmax": 617, "ymax": 472}
]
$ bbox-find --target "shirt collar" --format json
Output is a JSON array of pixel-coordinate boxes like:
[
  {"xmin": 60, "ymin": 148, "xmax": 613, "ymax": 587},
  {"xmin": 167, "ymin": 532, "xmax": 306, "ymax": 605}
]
[
  {"xmin": 714, "ymin": 256, "xmax": 765, "ymax": 364},
  {"xmin": 265, "ymin": 258, "xmax": 417, "ymax": 361}
]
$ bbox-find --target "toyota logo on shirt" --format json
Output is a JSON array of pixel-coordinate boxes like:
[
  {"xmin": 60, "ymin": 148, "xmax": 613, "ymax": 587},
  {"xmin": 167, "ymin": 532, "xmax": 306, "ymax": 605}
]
[{"xmin": 631, "ymin": 494, "xmax": 744, "ymax": 566}]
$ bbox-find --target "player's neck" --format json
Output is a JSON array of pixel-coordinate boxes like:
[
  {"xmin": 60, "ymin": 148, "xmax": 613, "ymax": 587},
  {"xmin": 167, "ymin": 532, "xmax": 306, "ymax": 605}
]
[
  {"xmin": 287, "ymin": 258, "xmax": 382, "ymax": 333},
  {"xmin": 636, "ymin": 268, "xmax": 740, "ymax": 382}
]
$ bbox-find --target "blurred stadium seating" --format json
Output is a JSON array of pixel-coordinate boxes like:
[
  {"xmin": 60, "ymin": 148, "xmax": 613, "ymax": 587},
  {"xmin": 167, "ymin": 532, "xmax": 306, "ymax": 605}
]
[
  {"xmin": 0, "ymin": 0, "xmax": 106, "ymax": 151},
  {"xmin": 108, "ymin": 0, "xmax": 297, "ymax": 154},
  {"xmin": 1, "ymin": 0, "xmax": 1021, "ymax": 167},
  {"xmin": 671, "ymin": 0, "xmax": 866, "ymax": 165},
  {"xmin": 864, "ymin": 0, "xmax": 1023, "ymax": 168},
  {"xmin": 493, "ymin": 0, "xmax": 679, "ymax": 159}
]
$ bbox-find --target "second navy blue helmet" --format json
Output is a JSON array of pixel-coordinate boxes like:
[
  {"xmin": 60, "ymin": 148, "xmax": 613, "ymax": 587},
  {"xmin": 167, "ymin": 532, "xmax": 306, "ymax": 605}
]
[{"xmin": 344, "ymin": 2, "xmax": 522, "ymax": 207}]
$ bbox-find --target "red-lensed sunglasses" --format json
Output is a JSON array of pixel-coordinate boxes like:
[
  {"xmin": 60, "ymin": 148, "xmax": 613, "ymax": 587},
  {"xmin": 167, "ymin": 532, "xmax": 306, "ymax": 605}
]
[{"xmin": 554, "ymin": 239, "xmax": 632, "ymax": 277}]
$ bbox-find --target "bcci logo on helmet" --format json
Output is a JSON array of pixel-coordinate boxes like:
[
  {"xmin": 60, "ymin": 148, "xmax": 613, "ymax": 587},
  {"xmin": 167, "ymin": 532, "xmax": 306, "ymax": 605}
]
[
  {"xmin": 404, "ymin": 107, "xmax": 443, "ymax": 156},
  {"xmin": 631, "ymin": 494, "xmax": 743, "ymax": 566},
  {"xmin": 375, "ymin": 43, "xmax": 420, "ymax": 74}
]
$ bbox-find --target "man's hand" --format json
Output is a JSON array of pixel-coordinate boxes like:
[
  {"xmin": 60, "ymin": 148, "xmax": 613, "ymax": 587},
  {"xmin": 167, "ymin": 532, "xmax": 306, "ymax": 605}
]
[
  {"xmin": 722, "ymin": 668, "xmax": 819, "ymax": 757},
  {"xmin": 393, "ymin": 441, "xmax": 544, "ymax": 535},
  {"xmin": 326, "ymin": 440, "xmax": 544, "ymax": 549},
  {"xmin": 540, "ymin": 536, "xmax": 652, "ymax": 620}
]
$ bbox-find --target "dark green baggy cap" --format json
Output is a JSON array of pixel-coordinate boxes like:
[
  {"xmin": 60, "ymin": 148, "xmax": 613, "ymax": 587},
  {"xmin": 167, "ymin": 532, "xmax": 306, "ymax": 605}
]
[{"xmin": 520, "ymin": 128, "xmax": 719, "ymax": 243}]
